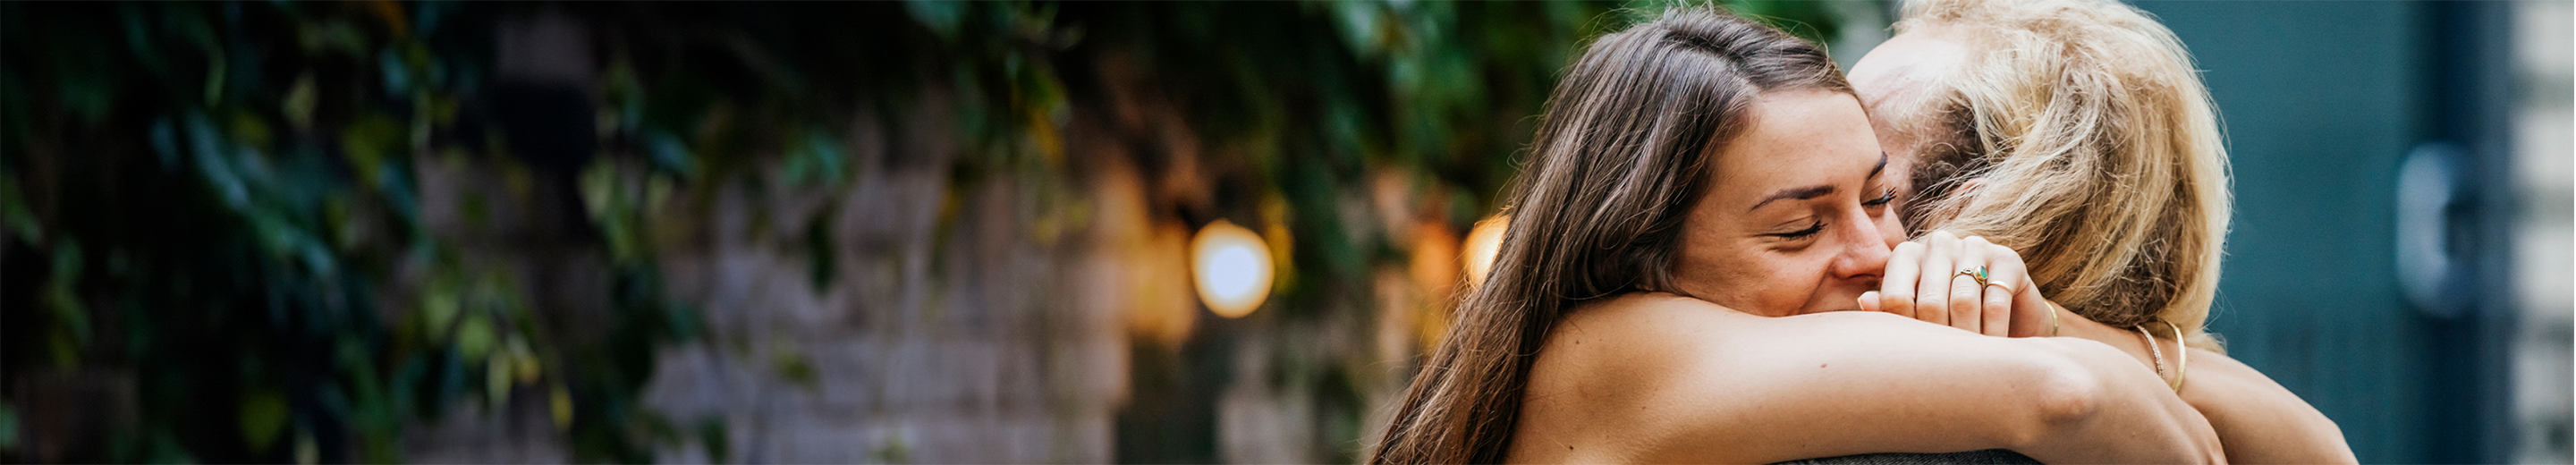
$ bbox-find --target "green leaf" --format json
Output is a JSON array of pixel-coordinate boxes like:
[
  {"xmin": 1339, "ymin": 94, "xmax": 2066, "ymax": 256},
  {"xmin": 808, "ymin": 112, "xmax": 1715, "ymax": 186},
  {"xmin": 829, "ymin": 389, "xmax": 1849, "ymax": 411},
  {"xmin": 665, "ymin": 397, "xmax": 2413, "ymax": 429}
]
[
  {"xmin": 294, "ymin": 430, "xmax": 318, "ymax": 465},
  {"xmin": 378, "ymin": 50, "xmax": 410, "ymax": 97},
  {"xmin": 54, "ymin": 52, "xmax": 116, "ymax": 124},
  {"xmin": 284, "ymin": 73, "xmax": 317, "ymax": 131},
  {"xmin": 0, "ymin": 171, "xmax": 43, "ymax": 244},
  {"xmin": 903, "ymin": 0, "xmax": 966, "ymax": 41},
  {"xmin": 486, "ymin": 351, "xmax": 513, "ymax": 408},
  {"xmin": 549, "ymin": 385, "xmax": 573, "ymax": 430},
  {"xmin": 186, "ymin": 114, "xmax": 250, "ymax": 210},
  {"xmin": 804, "ymin": 210, "xmax": 835, "ymax": 293},
  {"xmin": 0, "ymin": 400, "xmax": 17, "ymax": 451},
  {"xmin": 226, "ymin": 109, "xmax": 274, "ymax": 152},
  {"xmin": 455, "ymin": 312, "xmax": 494, "ymax": 363},
  {"xmin": 644, "ymin": 132, "xmax": 699, "ymax": 179},
  {"xmin": 769, "ymin": 342, "xmax": 818, "ymax": 391},
  {"xmin": 340, "ymin": 113, "xmax": 402, "ymax": 190},
  {"xmin": 239, "ymin": 388, "xmax": 289, "ymax": 453},
  {"xmin": 422, "ymin": 277, "xmax": 460, "ymax": 340},
  {"xmin": 697, "ymin": 417, "xmax": 730, "ymax": 462},
  {"xmin": 509, "ymin": 338, "xmax": 540, "ymax": 385},
  {"xmin": 47, "ymin": 241, "xmax": 89, "ymax": 349}
]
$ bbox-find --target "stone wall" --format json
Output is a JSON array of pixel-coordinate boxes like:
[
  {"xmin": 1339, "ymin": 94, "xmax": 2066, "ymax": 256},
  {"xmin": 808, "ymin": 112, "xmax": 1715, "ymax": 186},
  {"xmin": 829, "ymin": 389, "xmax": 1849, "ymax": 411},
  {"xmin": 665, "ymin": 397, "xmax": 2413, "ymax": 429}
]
[{"xmin": 397, "ymin": 97, "xmax": 1142, "ymax": 462}]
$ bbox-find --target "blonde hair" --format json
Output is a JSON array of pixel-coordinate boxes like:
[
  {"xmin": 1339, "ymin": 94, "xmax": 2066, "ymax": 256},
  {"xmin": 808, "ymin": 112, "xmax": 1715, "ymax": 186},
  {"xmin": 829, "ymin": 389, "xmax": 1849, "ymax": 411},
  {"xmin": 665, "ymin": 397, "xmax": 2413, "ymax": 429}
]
[{"xmin": 1888, "ymin": 0, "xmax": 2232, "ymax": 351}]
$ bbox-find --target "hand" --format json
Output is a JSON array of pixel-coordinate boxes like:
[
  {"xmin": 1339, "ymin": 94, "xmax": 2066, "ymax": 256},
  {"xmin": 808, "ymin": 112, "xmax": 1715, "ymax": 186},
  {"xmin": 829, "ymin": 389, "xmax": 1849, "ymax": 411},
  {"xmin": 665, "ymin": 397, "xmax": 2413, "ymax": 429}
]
[{"xmin": 1859, "ymin": 231, "xmax": 2051, "ymax": 337}]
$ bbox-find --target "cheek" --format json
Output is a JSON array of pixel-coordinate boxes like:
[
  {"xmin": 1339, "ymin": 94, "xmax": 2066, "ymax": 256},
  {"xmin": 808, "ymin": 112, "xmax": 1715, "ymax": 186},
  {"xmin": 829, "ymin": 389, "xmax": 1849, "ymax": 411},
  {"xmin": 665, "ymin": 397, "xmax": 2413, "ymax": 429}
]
[
  {"xmin": 1757, "ymin": 254, "xmax": 1836, "ymax": 308},
  {"xmin": 1691, "ymin": 247, "xmax": 1837, "ymax": 316},
  {"xmin": 1875, "ymin": 208, "xmax": 1907, "ymax": 247}
]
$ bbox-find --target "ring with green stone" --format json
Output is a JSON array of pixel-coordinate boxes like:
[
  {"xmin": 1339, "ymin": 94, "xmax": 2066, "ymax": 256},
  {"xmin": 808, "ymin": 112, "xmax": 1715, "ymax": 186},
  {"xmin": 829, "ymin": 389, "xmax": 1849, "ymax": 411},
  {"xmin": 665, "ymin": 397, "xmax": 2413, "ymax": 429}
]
[{"xmin": 1954, "ymin": 266, "xmax": 1990, "ymax": 287}]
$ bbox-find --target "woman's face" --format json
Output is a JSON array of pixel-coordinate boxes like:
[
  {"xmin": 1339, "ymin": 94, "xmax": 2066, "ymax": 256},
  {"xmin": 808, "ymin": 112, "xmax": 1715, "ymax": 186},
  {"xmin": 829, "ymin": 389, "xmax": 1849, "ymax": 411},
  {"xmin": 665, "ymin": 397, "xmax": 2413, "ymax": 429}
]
[{"xmin": 1668, "ymin": 89, "xmax": 1902, "ymax": 317}]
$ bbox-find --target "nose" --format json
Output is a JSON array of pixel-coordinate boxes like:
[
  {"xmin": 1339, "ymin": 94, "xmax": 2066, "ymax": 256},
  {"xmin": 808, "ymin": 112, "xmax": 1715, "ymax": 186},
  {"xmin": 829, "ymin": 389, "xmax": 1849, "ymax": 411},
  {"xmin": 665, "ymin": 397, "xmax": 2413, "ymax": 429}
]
[{"xmin": 1831, "ymin": 207, "xmax": 1893, "ymax": 281}]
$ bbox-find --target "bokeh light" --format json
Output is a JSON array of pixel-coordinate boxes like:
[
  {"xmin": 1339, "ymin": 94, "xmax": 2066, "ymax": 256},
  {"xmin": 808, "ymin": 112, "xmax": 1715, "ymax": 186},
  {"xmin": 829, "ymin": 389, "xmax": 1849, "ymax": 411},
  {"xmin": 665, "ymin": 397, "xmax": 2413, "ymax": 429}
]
[
  {"xmin": 1192, "ymin": 220, "xmax": 1274, "ymax": 318},
  {"xmin": 1462, "ymin": 215, "xmax": 1510, "ymax": 287}
]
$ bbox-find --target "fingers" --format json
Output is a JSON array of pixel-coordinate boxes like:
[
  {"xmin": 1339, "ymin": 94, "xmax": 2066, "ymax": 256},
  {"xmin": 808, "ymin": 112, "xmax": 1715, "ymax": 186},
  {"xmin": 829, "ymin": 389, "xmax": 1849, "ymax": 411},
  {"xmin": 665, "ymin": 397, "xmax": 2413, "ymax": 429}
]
[
  {"xmin": 1981, "ymin": 283, "xmax": 2014, "ymax": 336},
  {"xmin": 2015, "ymin": 280, "xmax": 2055, "ymax": 338},
  {"xmin": 1946, "ymin": 236, "xmax": 1987, "ymax": 334},
  {"xmin": 1879, "ymin": 241, "xmax": 1925, "ymax": 319},
  {"xmin": 1951, "ymin": 271, "xmax": 1988, "ymax": 334},
  {"xmin": 1913, "ymin": 232, "xmax": 1957, "ymax": 326},
  {"xmin": 1884, "ymin": 232, "xmax": 2028, "ymax": 337},
  {"xmin": 1859, "ymin": 291, "xmax": 1881, "ymax": 313},
  {"xmin": 1961, "ymin": 236, "xmax": 2012, "ymax": 337},
  {"xmin": 1980, "ymin": 242, "xmax": 2040, "ymax": 337}
]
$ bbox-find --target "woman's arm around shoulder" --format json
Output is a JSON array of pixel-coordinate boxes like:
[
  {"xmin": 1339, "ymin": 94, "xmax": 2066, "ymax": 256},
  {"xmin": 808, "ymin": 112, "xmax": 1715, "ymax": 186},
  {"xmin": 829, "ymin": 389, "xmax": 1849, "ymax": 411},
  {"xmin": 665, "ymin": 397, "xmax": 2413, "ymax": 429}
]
[
  {"xmin": 2179, "ymin": 349, "xmax": 2356, "ymax": 464},
  {"xmin": 2037, "ymin": 305, "xmax": 2353, "ymax": 464},
  {"xmin": 1513, "ymin": 292, "xmax": 2224, "ymax": 464}
]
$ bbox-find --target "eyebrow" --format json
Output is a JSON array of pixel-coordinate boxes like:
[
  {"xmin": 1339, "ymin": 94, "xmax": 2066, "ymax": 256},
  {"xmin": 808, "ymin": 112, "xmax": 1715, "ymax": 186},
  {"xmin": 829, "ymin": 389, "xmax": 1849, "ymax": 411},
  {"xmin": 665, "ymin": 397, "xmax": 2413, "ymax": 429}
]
[
  {"xmin": 1746, "ymin": 153, "xmax": 1890, "ymax": 212},
  {"xmin": 1749, "ymin": 185, "xmax": 1835, "ymax": 212}
]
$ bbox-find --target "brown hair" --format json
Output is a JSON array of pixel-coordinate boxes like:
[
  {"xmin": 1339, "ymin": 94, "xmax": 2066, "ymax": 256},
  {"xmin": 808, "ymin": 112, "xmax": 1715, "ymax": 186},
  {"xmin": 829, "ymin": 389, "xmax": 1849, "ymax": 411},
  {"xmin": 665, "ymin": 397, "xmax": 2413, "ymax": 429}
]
[
  {"xmin": 1885, "ymin": 0, "xmax": 2232, "ymax": 351},
  {"xmin": 1368, "ymin": 9, "xmax": 1850, "ymax": 464}
]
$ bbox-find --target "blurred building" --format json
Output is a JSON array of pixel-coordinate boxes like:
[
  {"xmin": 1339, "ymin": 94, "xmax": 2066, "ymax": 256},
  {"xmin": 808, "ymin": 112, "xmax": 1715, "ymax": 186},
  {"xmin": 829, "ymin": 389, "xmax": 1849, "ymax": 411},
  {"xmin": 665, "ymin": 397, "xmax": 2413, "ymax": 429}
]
[{"xmin": 2115, "ymin": 1, "xmax": 2572, "ymax": 462}]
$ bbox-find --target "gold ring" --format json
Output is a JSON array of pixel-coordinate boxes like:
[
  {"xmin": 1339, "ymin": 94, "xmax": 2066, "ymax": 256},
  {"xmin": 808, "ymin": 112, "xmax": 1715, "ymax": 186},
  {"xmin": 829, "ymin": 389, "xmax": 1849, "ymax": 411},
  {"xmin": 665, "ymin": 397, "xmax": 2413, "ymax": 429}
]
[
  {"xmin": 2046, "ymin": 300, "xmax": 2061, "ymax": 337},
  {"xmin": 1955, "ymin": 266, "xmax": 1990, "ymax": 287}
]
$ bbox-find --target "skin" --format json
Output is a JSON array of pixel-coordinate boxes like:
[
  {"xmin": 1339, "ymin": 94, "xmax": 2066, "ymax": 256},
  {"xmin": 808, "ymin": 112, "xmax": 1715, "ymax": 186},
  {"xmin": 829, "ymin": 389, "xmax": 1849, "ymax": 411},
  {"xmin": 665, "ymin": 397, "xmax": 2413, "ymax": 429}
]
[
  {"xmin": 1664, "ymin": 90, "xmax": 1905, "ymax": 317},
  {"xmin": 1862, "ymin": 231, "xmax": 2054, "ymax": 337},
  {"xmin": 1504, "ymin": 89, "xmax": 2225, "ymax": 464},
  {"xmin": 1850, "ymin": 28, "xmax": 2357, "ymax": 465}
]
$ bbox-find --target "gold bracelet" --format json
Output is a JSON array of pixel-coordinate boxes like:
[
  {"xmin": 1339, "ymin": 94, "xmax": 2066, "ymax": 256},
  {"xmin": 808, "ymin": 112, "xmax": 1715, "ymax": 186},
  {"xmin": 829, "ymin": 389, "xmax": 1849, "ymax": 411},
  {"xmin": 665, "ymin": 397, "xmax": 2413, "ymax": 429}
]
[
  {"xmin": 2133, "ymin": 324, "xmax": 2167, "ymax": 388},
  {"xmin": 2159, "ymin": 318, "xmax": 2188, "ymax": 393}
]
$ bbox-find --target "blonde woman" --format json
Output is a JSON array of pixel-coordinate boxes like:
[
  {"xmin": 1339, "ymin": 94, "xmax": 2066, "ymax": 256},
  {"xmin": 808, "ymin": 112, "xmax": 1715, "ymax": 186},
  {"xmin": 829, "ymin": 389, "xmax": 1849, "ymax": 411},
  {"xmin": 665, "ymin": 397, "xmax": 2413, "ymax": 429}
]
[{"xmin": 1849, "ymin": 0, "xmax": 2355, "ymax": 462}]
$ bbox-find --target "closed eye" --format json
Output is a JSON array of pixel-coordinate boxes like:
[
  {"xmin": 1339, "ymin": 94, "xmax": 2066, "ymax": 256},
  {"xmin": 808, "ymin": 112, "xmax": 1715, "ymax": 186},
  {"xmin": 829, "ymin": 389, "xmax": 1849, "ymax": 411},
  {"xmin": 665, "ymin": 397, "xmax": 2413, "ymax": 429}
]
[
  {"xmin": 1863, "ymin": 188, "xmax": 1896, "ymax": 207},
  {"xmin": 1769, "ymin": 221, "xmax": 1826, "ymax": 239}
]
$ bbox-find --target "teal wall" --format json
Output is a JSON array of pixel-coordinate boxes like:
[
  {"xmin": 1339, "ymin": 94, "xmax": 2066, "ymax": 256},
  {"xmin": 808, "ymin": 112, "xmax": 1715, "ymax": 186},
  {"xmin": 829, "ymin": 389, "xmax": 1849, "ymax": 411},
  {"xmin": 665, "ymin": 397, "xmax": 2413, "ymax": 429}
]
[{"xmin": 2135, "ymin": 1, "xmax": 2512, "ymax": 462}]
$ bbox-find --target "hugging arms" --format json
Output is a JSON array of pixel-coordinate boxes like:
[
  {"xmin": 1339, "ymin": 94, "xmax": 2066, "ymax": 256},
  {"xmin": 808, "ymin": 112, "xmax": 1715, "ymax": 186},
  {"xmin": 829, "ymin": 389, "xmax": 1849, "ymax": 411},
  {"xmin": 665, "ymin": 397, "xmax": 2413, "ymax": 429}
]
[
  {"xmin": 1849, "ymin": 0, "xmax": 2353, "ymax": 461},
  {"xmin": 1372, "ymin": 1, "xmax": 2352, "ymax": 463}
]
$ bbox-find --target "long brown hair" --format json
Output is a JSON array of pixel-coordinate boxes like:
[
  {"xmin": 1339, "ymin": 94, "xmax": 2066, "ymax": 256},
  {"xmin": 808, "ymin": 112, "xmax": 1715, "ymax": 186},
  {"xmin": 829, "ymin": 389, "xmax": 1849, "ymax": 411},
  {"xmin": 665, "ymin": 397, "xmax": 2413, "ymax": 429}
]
[{"xmin": 1368, "ymin": 9, "xmax": 1850, "ymax": 464}]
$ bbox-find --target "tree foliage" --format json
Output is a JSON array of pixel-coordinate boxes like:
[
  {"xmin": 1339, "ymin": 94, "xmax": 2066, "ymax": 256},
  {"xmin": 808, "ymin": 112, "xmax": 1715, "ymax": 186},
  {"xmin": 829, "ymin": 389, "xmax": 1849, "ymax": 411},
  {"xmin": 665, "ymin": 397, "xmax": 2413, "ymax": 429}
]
[{"xmin": 0, "ymin": 1, "xmax": 1860, "ymax": 462}]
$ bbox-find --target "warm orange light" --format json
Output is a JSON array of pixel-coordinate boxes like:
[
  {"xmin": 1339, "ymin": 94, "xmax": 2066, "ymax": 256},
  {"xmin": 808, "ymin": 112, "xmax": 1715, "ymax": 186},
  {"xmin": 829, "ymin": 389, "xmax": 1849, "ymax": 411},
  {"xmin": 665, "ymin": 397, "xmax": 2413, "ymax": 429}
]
[
  {"xmin": 1191, "ymin": 220, "xmax": 1275, "ymax": 318},
  {"xmin": 1462, "ymin": 215, "xmax": 1509, "ymax": 286}
]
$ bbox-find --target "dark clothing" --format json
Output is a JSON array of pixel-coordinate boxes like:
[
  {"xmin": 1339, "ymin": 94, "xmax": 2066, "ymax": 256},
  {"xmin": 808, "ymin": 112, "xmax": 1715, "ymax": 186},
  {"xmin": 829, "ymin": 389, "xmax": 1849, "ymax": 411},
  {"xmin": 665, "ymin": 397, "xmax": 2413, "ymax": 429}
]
[{"xmin": 1776, "ymin": 450, "xmax": 2043, "ymax": 465}]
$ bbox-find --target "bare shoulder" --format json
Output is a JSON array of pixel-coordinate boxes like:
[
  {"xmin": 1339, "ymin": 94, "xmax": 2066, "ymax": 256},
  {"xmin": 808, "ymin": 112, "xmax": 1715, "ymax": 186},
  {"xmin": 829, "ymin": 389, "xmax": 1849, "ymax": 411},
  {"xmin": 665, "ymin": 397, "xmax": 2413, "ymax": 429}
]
[
  {"xmin": 1542, "ymin": 292, "xmax": 1750, "ymax": 360},
  {"xmin": 1513, "ymin": 292, "xmax": 1761, "ymax": 462},
  {"xmin": 1525, "ymin": 292, "xmax": 1744, "ymax": 403}
]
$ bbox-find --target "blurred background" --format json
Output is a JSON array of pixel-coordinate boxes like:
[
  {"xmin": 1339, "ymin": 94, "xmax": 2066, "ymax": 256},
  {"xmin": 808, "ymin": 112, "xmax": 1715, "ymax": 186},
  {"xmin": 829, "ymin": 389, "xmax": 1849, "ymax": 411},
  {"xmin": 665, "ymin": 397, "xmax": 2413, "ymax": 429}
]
[{"xmin": 0, "ymin": 1, "xmax": 2565, "ymax": 463}]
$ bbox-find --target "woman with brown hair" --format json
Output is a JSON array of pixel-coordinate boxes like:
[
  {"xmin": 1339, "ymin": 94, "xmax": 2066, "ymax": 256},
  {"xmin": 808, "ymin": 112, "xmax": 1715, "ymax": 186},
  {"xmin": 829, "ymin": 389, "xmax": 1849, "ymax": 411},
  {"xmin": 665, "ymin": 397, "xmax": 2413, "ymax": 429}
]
[
  {"xmin": 1852, "ymin": 0, "xmax": 2354, "ymax": 462},
  {"xmin": 1367, "ymin": 8, "xmax": 2221, "ymax": 464}
]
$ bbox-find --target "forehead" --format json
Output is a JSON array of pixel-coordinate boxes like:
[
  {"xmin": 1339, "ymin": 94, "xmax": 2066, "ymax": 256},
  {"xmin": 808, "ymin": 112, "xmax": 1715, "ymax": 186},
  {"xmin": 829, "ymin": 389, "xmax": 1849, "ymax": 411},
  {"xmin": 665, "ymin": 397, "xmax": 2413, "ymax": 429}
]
[
  {"xmin": 1850, "ymin": 30, "xmax": 1971, "ymax": 115},
  {"xmin": 1707, "ymin": 89, "xmax": 1881, "ymax": 197}
]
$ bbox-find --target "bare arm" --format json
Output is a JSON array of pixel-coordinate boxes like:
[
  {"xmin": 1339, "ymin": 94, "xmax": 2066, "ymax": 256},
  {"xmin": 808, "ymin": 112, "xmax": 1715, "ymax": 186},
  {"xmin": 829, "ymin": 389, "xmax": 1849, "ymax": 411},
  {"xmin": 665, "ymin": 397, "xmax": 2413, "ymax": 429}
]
[
  {"xmin": 1514, "ymin": 294, "xmax": 2224, "ymax": 464},
  {"xmin": 2179, "ymin": 350, "xmax": 2356, "ymax": 464},
  {"xmin": 2045, "ymin": 307, "xmax": 2355, "ymax": 464},
  {"xmin": 1870, "ymin": 234, "xmax": 2352, "ymax": 464}
]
